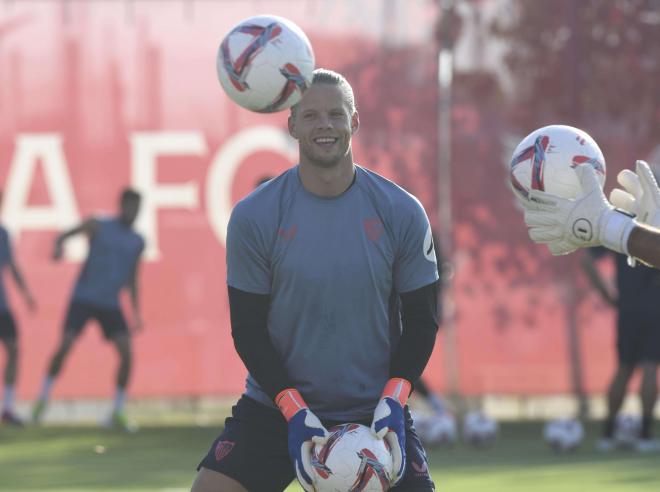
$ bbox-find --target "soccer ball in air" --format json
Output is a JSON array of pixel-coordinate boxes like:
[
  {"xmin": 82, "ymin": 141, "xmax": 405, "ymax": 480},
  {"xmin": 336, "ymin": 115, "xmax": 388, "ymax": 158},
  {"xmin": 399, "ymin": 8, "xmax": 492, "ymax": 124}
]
[
  {"xmin": 510, "ymin": 124, "xmax": 606, "ymax": 201},
  {"xmin": 462, "ymin": 410, "xmax": 498, "ymax": 447},
  {"xmin": 413, "ymin": 411, "xmax": 458, "ymax": 447},
  {"xmin": 543, "ymin": 418, "xmax": 584, "ymax": 452},
  {"xmin": 216, "ymin": 15, "xmax": 315, "ymax": 113},
  {"xmin": 312, "ymin": 423, "xmax": 393, "ymax": 492}
]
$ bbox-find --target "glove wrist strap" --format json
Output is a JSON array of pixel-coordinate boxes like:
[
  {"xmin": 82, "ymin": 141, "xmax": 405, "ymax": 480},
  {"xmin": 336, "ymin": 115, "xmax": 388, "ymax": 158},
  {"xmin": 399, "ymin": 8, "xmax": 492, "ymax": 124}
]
[
  {"xmin": 381, "ymin": 378, "xmax": 412, "ymax": 407},
  {"xmin": 600, "ymin": 209, "xmax": 634, "ymax": 255},
  {"xmin": 275, "ymin": 388, "xmax": 307, "ymax": 421}
]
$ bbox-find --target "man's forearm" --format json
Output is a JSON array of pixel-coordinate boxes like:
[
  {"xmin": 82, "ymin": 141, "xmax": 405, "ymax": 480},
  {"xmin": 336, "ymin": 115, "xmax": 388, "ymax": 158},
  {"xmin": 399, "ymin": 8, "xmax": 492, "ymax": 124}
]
[
  {"xmin": 628, "ymin": 224, "xmax": 660, "ymax": 269},
  {"xmin": 389, "ymin": 282, "xmax": 439, "ymax": 384},
  {"xmin": 228, "ymin": 286, "xmax": 294, "ymax": 401}
]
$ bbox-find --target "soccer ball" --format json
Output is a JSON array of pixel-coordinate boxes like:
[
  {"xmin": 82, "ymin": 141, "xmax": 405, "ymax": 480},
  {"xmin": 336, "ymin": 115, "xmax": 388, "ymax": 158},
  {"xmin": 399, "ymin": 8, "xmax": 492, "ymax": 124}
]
[
  {"xmin": 312, "ymin": 423, "xmax": 393, "ymax": 492},
  {"xmin": 543, "ymin": 418, "xmax": 584, "ymax": 452},
  {"xmin": 413, "ymin": 411, "xmax": 457, "ymax": 447},
  {"xmin": 614, "ymin": 414, "xmax": 641, "ymax": 448},
  {"xmin": 510, "ymin": 124, "xmax": 606, "ymax": 200},
  {"xmin": 216, "ymin": 15, "xmax": 315, "ymax": 113},
  {"xmin": 462, "ymin": 410, "xmax": 498, "ymax": 447}
]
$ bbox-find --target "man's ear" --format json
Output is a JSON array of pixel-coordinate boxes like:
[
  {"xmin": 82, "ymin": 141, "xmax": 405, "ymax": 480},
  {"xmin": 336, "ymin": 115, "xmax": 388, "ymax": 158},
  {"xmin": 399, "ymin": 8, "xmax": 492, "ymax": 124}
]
[
  {"xmin": 288, "ymin": 115, "xmax": 297, "ymax": 139},
  {"xmin": 351, "ymin": 111, "xmax": 360, "ymax": 135}
]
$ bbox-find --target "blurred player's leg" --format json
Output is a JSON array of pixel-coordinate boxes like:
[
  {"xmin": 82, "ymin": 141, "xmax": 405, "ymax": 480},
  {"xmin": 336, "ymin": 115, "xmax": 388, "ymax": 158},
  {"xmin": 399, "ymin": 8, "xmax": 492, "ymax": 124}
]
[
  {"xmin": 598, "ymin": 364, "xmax": 634, "ymax": 451},
  {"xmin": 32, "ymin": 331, "xmax": 78, "ymax": 424},
  {"xmin": 33, "ymin": 303, "xmax": 90, "ymax": 424},
  {"xmin": 104, "ymin": 332, "xmax": 137, "ymax": 432},
  {"xmin": 636, "ymin": 361, "xmax": 660, "ymax": 452},
  {"xmin": 1, "ymin": 335, "xmax": 23, "ymax": 426}
]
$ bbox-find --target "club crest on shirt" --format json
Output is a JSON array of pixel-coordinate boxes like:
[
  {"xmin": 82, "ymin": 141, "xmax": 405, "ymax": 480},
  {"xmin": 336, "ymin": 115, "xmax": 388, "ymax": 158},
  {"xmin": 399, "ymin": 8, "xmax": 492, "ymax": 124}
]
[
  {"xmin": 364, "ymin": 218, "xmax": 384, "ymax": 242},
  {"xmin": 214, "ymin": 440, "xmax": 235, "ymax": 461},
  {"xmin": 423, "ymin": 226, "xmax": 436, "ymax": 263},
  {"xmin": 278, "ymin": 225, "xmax": 298, "ymax": 241}
]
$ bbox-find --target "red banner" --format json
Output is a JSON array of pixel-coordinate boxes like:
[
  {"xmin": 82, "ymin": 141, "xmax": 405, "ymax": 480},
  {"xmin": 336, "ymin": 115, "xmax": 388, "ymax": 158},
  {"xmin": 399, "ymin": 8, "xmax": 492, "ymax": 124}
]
[{"xmin": 0, "ymin": 1, "xmax": 621, "ymax": 400}]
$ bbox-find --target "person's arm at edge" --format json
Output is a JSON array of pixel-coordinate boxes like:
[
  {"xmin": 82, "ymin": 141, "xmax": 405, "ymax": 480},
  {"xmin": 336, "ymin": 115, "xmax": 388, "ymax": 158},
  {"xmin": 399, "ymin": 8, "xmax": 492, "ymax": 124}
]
[
  {"xmin": 127, "ymin": 247, "xmax": 144, "ymax": 332},
  {"xmin": 8, "ymin": 248, "xmax": 36, "ymax": 312},
  {"xmin": 627, "ymin": 223, "xmax": 660, "ymax": 269}
]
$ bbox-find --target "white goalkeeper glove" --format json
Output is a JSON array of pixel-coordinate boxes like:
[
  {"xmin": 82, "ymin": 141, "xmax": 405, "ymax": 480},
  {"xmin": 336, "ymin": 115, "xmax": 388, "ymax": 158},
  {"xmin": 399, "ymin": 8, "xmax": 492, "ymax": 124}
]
[
  {"xmin": 523, "ymin": 165, "xmax": 635, "ymax": 256},
  {"xmin": 609, "ymin": 160, "xmax": 660, "ymax": 228}
]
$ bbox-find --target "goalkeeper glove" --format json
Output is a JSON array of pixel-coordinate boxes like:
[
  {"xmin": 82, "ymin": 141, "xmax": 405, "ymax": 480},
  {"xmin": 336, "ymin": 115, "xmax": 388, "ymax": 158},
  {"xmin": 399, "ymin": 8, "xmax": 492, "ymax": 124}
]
[
  {"xmin": 276, "ymin": 388, "xmax": 328, "ymax": 492},
  {"xmin": 610, "ymin": 160, "xmax": 660, "ymax": 228},
  {"xmin": 371, "ymin": 377, "xmax": 411, "ymax": 486},
  {"xmin": 523, "ymin": 165, "xmax": 635, "ymax": 256}
]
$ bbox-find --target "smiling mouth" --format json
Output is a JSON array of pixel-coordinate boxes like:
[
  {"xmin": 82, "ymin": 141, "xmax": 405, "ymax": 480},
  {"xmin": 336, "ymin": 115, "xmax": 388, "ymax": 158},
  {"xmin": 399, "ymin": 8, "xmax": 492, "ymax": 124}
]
[{"xmin": 313, "ymin": 137, "xmax": 338, "ymax": 147}]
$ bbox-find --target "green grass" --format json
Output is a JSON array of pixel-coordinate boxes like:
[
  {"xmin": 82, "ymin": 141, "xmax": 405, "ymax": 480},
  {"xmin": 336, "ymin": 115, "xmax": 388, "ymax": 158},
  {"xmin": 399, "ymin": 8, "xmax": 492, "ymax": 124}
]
[{"xmin": 0, "ymin": 422, "xmax": 658, "ymax": 491}]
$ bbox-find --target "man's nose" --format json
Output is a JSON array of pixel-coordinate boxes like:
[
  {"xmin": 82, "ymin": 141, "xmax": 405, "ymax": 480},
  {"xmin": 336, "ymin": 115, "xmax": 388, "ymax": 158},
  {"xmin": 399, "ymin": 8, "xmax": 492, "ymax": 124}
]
[{"xmin": 316, "ymin": 113, "xmax": 332, "ymax": 128}]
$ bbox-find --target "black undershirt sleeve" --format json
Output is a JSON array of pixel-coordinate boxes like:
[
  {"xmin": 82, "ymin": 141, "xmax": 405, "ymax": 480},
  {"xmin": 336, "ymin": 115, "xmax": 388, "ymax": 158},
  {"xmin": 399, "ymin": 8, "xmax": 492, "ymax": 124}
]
[
  {"xmin": 390, "ymin": 281, "xmax": 440, "ymax": 384},
  {"xmin": 228, "ymin": 285, "xmax": 293, "ymax": 402}
]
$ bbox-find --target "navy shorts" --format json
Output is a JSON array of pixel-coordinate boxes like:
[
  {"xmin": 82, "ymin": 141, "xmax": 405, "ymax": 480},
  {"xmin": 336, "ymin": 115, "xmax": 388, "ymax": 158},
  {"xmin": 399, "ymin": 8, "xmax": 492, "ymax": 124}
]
[
  {"xmin": 0, "ymin": 311, "xmax": 17, "ymax": 341},
  {"xmin": 617, "ymin": 309, "xmax": 660, "ymax": 365},
  {"xmin": 198, "ymin": 395, "xmax": 435, "ymax": 492},
  {"xmin": 64, "ymin": 301, "xmax": 128, "ymax": 340}
]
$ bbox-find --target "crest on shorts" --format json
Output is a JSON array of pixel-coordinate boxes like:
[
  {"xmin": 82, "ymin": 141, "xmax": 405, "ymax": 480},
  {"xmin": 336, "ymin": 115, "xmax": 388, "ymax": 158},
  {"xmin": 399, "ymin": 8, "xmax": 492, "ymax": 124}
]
[
  {"xmin": 214, "ymin": 440, "xmax": 235, "ymax": 461},
  {"xmin": 412, "ymin": 458, "xmax": 429, "ymax": 475}
]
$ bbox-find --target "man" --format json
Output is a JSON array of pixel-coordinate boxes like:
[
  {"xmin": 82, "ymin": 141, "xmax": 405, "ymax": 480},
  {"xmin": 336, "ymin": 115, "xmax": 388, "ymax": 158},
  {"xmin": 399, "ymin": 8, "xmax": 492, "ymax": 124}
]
[
  {"xmin": 32, "ymin": 188, "xmax": 145, "ymax": 431},
  {"xmin": 0, "ymin": 191, "xmax": 37, "ymax": 426},
  {"xmin": 581, "ymin": 242, "xmax": 660, "ymax": 452},
  {"xmin": 521, "ymin": 160, "xmax": 660, "ymax": 268},
  {"xmin": 192, "ymin": 69, "xmax": 439, "ymax": 492}
]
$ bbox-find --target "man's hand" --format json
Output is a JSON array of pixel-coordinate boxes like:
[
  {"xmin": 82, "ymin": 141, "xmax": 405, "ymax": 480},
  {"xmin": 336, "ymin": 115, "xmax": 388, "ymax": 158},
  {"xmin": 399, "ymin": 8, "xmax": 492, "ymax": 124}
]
[
  {"xmin": 371, "ymin": 378, "xmax": 411, "ymax": 486},
  {"xmin": 276, "ymin": 389, "xmax": 328, "ymax": 492},
  {"xmin": 522, "ymin": 165, "xmax": 634, "ymax": 256},
  {"xmin": 610, "ymin": 160, "xmax": 660, "ymax": 228}
]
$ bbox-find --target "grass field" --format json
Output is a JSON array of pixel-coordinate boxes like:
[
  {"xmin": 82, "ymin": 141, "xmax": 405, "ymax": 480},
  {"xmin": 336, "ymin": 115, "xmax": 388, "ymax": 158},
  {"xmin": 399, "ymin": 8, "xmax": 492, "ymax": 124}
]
[{"xmin": 1, "ymin": 421, "xmax": 659, "ymax": 492}]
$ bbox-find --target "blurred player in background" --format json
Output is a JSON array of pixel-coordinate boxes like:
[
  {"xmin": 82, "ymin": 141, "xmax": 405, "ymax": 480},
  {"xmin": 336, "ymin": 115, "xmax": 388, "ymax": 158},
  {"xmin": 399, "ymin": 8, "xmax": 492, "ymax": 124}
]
[
  {"xmin": 582, "ymin": 246, "xmax": 660, "ymax": 452},
  {"xmin": 192, "ymin": 69, "xmax": 439, "ymax": 492},
  {"xmin": 521, "ymin": 160, "xmax": 660, "ymax": 452},
  {"xmin": 580, "ymin": 163, "xmax": 660, "ymax": 453},
  {"xmin": 32, "ymin": 188, "xmax": 144, "ymax": 431},
  {"xmin": 0, "ymin": 191, "xmax": 37, "ymax": 425}
]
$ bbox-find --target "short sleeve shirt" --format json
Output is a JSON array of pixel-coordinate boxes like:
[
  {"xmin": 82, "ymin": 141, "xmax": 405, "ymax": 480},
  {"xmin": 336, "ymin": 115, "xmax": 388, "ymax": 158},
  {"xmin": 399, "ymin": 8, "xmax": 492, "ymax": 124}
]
[{"xmin": 226, "ymin": 165, "xmax": 438, "ymax": 421}]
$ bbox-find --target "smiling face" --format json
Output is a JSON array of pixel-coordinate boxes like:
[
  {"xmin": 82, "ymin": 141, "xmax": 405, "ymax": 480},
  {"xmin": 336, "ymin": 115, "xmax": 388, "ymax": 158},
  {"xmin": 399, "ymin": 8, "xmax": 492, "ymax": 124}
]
[{"xmin": 288, "ymin": 82, "xmax": 359, "ymax": 169}]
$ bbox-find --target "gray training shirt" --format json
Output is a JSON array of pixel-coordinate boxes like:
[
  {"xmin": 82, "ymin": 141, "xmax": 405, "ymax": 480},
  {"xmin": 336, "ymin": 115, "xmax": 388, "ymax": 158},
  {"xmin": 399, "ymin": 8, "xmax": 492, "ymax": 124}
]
[{"xmin": 227, "ymin": 165, "xmax": 438, "ymax": 421}]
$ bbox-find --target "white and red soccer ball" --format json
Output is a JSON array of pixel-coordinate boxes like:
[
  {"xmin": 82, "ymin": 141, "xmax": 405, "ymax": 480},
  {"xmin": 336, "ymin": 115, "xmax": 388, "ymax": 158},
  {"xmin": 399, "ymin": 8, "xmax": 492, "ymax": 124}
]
[
  {"xmin": 216, "ymin": 15, "xmax": 315, "ymax": 113},
  {"xmin": 413, "ymin": 411, "xmax": 458, "ymax": 447},
  {"xmin": 510, "ymin": 125, "xmax": 606, "ymax": 200},
  {"xmin": 311, "ymin": 423, "xmax": 393, "ymax": 492},
  {"xmin": 462, "ymin": 410, "xmax": 498, "ymax": 447},
  {"xmin": 543, "ymin": 418, "xmax": 584, "ymax": 453}
]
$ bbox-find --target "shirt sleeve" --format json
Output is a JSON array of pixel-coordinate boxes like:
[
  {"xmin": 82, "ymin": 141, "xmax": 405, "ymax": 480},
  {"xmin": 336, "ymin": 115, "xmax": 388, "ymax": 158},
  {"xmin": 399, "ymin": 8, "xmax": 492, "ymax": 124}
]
[
  {"xmin": 226, "ymin": 202, "xmax": 271, "ymax": 294},
  {"xmin": 394, "ymin": 199, "xmax": 439, "ymax": 294}
]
